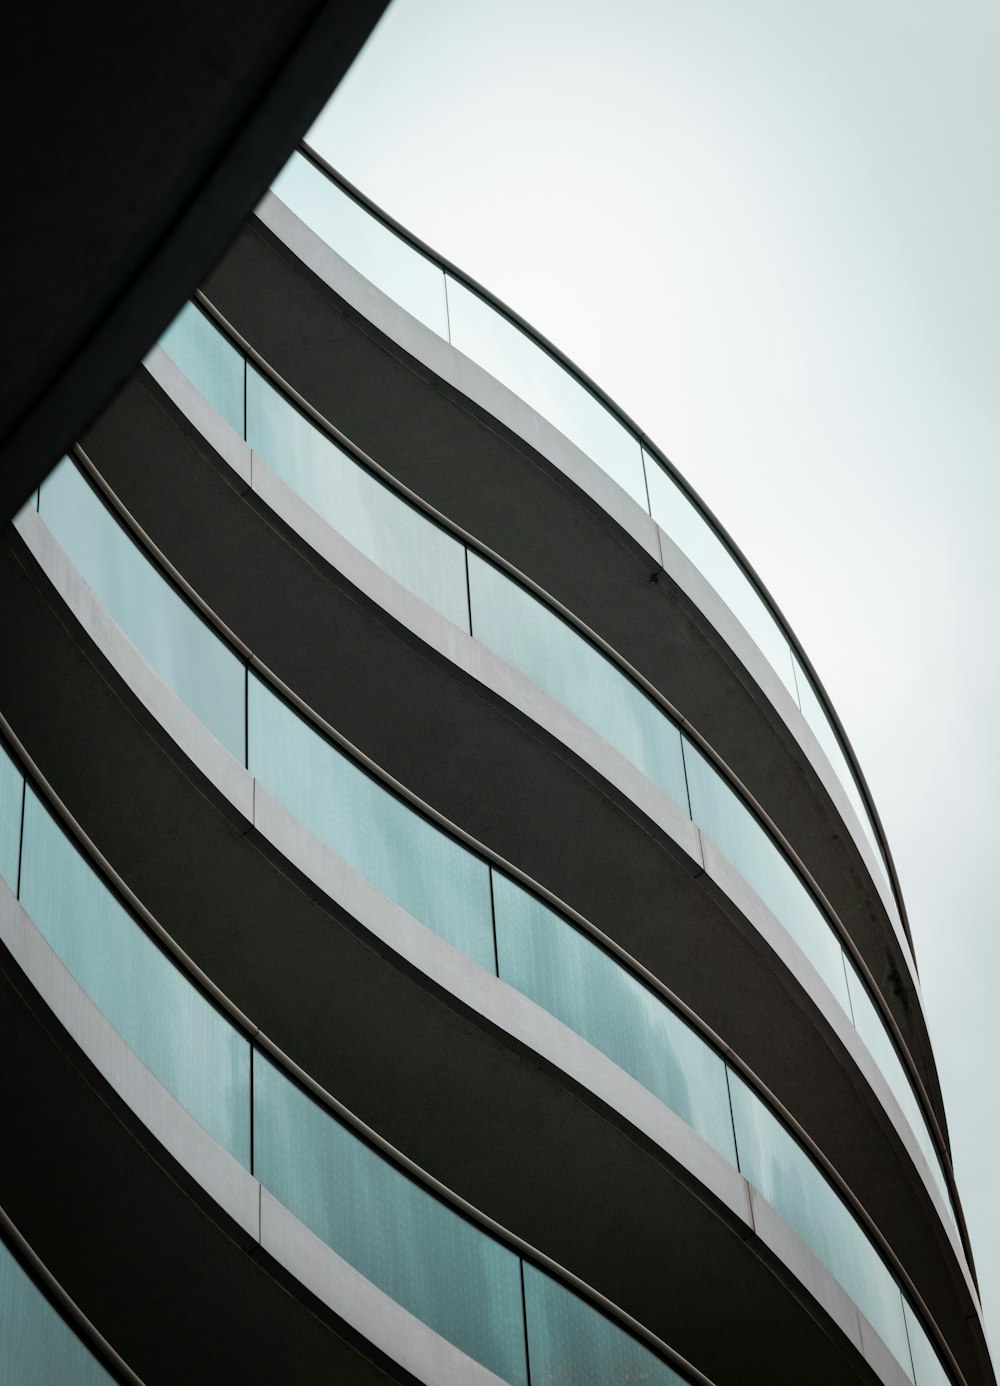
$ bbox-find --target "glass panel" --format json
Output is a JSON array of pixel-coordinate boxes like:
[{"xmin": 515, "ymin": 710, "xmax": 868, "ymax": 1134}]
[
  {"xmin": 271, "ymin": 151, "xmax": 449, "ymax": 338},
  {"xmin": 447, "ymin": 276, "xmax": 648, "ymax": 509},
  {"xmin": 0, "ymin": 1239, "xmax": 114, "ymax": 1386},
  {"xmin": 468, "ymin": 552, "xmax": 688, "ymax": 811},
  {"xmin": 493, "ymin": 871, "xmax": 735, "ymax": 1163},
  {"xmin": 682, "ymin": 736, "xmax": 850, "ymax": 1011},
  {"xmin": 19, "ymin": 789, "xmax": 251, "ymax": 1165},
  {"xmin": 254, "ymin": 1054, "xmax": 527, "ymax": 1384},
  {"xmin": 903, "ymin": 1299, "xmax": 950, "ymax": 1386},
  {"xmin": 246, "ymin": 366, "xmax": 470, "ymax": 631},
  {"xmin": 728, "ymin": 1070, "xmax": 912, "ymax": 1374},
  {"xmin": 843, "ymin": 962, "xmax": 955, "ymax": 1223},
  {"xmin": 38, "ymin": 458, "xmax": 246, "ymax": 761},
  {"xmin": 158, "ymin": 300, "xmax": 245, "ymax": 437},
  {"xmin": 0, "ymin": 741, "xmax": 22, "ymax": 892},
  {"xmin": 644, "ymin": 454, "xmax": 797, "ymax": 699},
  {"xmin": 247, "ymin": 675, "xmax": 495, "ymax": 972},
  {"xmin": 792, "ymin": 652, "xmax": 888, "ymax": 876},
  {"xmin": 523, "ymin": 1262, "xmax": 682, "ymax": 1386}
]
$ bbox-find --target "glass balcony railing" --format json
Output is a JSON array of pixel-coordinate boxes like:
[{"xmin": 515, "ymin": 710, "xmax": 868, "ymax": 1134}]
[
  {"xmin": 269, "ymin": 144, "xmax": 897, "ymax": 925},
  {"xmin": 155, "ymin": 304, "xmax": 954, "ymax": 1227},
  {"xmin": 11, "ymin": 462, "xmax": 957, "ymax": 1386}
]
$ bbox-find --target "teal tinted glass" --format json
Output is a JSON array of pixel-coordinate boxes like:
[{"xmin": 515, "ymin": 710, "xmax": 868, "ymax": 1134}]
[
  {"xmin": 38, "ymin": 459, "xmax": 246, "ymax": 761},
  {"xmin": 792, "ymin": 652, "xmax": 888, "ymax": 875},
  {"xmin": 247, "ymin": 675, "xmax": 495, "ymax": 971},
  {"xmin": 493, "ymin": 872, "xmax": 735, "ymax": 1163},
  {"xmin": 903, "ymin": 1299, "xmax": 950, "ymax": 1386},
  {"xmin": 254, "ymin": 1055, "xmax": 527, "ymax": 1383},
  {"xmin": 19, "ymin": 789, "xmax": 251, "ymax": 1165},
  {"xmin": 468, "ymin": 552, "xmax": 688, "ymax": 810},
  {"xmin": 728, "ymin": 1071, "xmax": 911, "ymax": 1373},
  {"xmin": 682, "ymin": 736, "xmax": 850, "ymax": 1011},
  {"xmin": 523, "ymin": 1263, "xmax": 682, "ymax": 1386},
  {"xmin": 446, "ymin": 276, "xmax": 648, "ymax": 509},
  {"xmin": 644, "ymin": 454, "xmax": 798, "ymax": 700},
  {"xmin": 158, "ymin": 300, "xmax": 245, "ymax": 436},
  {"xmin": 0, "ymin": 1240, "xmax": 114, "ymax": 1386},
  {"xmin": 246, "ymin": 366, "xmax": 470, "ymax": 631},
  {"xmin": 0, "ymin": 741, "xmax": 22, "ymax": 891},
  {"xmin": 843, "ymin": 961, "xmax": 955, "ymax": 1222},
  {"xmin": 272, "ymin": 151, "xmax": 449, "ymax": 338}
]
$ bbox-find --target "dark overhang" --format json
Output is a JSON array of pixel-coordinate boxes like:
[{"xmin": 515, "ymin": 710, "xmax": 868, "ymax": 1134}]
[{"xmin": 0, "ymin": 0, "xmax": 389, "ymax": 525}]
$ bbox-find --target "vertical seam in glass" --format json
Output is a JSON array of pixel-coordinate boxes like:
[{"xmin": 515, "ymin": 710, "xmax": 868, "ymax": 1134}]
[
  {"xmin": 723, "ymin": 1065, "xmax": 741, "ymax": 1176},
  {"xmin": 786, "ymin": 642, "xmax": 801, "ymax": 712},
  {"xmin": 249, "ymin": 1043, "xmax": 255, "ymax": 1176},
  {"xmin": 639, "ymin": 443, "xmax": 653, "ymax": 518},
  {"xmin": 518, "ymin": 1256, "xmax": 532, "ymax": 1386},
  {"xmin": 443, "ymin": 272, "xmax": 454, "ymax": 345},
  {"xmin": 790, "ymin": 646, "xmax": 803, "ymax": 713},
  {"xmin": 679, "ymin": 734, "xmax": 694, "ymax": 822},
  {"xmin": 487, "ymin": 865, "xmax": 500, "ymax": 978},
  {"xmin": 15, "ymin": 777, "xmax": 26, "ymax": 900},
  {"xmin": 464, "ymin": 543, "xmax": 474, "ymax": 638},
  {"xmin": 243, "ymin": 662, "xmax": 250, "ymax": 771},
  {"xmin": 242, "ymin": 350, "xmax": 247, "ymax": 442},
  {"xmin": 901, "ymin": 1287, "xmax": 920, "ymax": 1384},
  {"xmin": 841, "ymin": 950, "xmax": 857, "ymax": 1027}
]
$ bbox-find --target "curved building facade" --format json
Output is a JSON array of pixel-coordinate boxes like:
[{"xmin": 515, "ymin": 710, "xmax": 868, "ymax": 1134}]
[{"xmin": 0, "ymin": 143, "xmax": 992, "ymax": 1386}]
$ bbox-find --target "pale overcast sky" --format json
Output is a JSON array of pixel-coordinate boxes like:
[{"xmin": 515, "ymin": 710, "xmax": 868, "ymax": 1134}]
[{"xmin": 308, "ymin": 0, "xmax": 1000, "ymax": 1351}]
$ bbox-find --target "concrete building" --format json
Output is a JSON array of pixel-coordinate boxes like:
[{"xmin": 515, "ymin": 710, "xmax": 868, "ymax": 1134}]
[{"xmin": 0, "ymin": 139, "xmax": 992, "ymax": 1386}]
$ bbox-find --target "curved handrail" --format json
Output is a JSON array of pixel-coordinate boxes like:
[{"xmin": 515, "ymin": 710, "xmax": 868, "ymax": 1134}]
[{"xmin": 295, "ymin": 138, "xmax": 915, "ymax": 968}]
